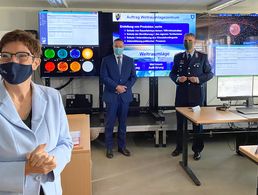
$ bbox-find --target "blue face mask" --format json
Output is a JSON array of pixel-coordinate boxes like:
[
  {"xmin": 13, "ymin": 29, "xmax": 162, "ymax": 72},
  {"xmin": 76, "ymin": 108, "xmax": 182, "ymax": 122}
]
[
  {"xmin": 114, "ymin": 47, "xmax": 124, "ymax": 56},
  {"xmin": 0, "ymin": 62, "xmax": 33, "ymax": 84}
]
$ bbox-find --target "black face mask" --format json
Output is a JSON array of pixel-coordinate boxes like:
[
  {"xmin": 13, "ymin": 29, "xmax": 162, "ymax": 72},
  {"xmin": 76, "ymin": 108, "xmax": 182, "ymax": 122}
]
[{"xmin": 0, "ymin": 62, "xmax": 33, "ymax": 84}]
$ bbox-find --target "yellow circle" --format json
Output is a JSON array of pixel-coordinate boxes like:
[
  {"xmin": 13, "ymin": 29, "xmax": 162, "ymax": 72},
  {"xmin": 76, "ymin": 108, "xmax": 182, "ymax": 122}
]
[
  {"xmin": 70, "ymin": 61, "xmax": 81, "ymax": 72},
  {"xmin": 82, "ymin": 48, "xmax": 93, "ymax": 60}
]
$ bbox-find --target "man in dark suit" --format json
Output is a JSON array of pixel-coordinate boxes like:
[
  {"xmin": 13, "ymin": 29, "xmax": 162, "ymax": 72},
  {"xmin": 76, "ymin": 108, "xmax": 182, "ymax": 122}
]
[
  {"xmin": 100, "ymin": 38, "xmax": 137, "ymax": 158},
  {"xmin": 169, "ymin": 33, "xmax": 213, "ymax": 160}
]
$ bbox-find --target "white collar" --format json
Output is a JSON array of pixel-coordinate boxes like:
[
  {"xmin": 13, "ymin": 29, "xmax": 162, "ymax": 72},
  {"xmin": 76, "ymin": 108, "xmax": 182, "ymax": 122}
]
[{"xmin": 114, "ymin": 54, "xmax": 123, "ymax": 58}]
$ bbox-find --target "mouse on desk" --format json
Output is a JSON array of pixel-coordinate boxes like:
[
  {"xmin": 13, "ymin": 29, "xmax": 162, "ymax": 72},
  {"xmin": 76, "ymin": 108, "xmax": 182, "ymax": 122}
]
[
  {"xmin": 216, "ymin": 106, "xmax": 228, "ymax": 111},
  {"xmin": 216, "ymin": 103, "xmax": 230, "ymax": 111}
]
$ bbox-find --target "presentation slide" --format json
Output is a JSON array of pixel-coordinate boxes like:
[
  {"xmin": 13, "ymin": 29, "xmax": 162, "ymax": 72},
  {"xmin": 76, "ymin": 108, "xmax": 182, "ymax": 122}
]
[
  {"xmin": 217, "ymin": 76, "xmax": 253, "ymax": 98},
  {"xmin": 112, "ymin": 13, "xmax": 196, "ymax": 77},
  {"xmin": 39, "ymin": 11, "xmax": 99, "ymax": 46},
  {"xmin": 215, "ymin": 46, "xmax": 258, "ymax": 75}
]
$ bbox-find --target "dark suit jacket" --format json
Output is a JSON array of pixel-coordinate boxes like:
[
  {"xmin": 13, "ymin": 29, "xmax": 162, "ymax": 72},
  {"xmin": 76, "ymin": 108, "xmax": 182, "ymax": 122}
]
[
  {"xmin": 169, "ymin": 50, "xmax": 213, "ymax": 107},
  {"xmin": 100, "ymin": 54, "xmax": 137, "ymax": 103}
]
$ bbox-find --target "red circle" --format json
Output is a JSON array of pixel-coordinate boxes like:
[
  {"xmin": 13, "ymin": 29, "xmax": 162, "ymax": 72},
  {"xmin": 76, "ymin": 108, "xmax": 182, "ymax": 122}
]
[
  {"xmin": 57, "ymin": 62, "xmax": 69, "ymax": 72},
  {"xmin": 229, "ymin": 24, "xmax": 240, "ymax": 36},
  {"xmin": 45, "ymin": 62, "xmax": 55, "ymax": 72}
]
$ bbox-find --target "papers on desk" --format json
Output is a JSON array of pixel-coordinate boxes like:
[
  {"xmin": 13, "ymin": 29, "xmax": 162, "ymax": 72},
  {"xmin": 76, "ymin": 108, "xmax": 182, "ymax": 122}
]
[
  {"xmin": 191, "ymin": 105, "xmax": 201, "ymax": 112},
  {"xmin": 70, "ymin": 131, "xmax": 81, "ymax": 146}
]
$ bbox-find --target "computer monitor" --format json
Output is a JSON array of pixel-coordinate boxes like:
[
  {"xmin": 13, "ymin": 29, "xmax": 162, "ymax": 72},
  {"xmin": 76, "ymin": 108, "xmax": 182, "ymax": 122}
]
[
  {"xmin": 217, "ymin": 76, "xmax": 258, "ymax": 114},
  {"xmin": 253, "ymin": 76, "xmax": 258, "ymax": 96},
  {"xmin": 217, "ymin": 76, "xmax": 253, "ymax": 100}
]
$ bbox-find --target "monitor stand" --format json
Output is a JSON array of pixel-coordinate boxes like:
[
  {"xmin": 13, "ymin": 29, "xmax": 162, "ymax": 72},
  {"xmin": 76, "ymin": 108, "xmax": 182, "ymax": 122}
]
[{"xmin": 236, "ymin": 97, "xmax": 258, "ymax": 115}]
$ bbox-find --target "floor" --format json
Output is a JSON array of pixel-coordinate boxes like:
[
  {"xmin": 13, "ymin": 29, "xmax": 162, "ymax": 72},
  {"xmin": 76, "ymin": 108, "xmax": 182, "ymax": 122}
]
[{"xmin": 91, "ymin": 133, "xmax": 257, "ymax": 195}]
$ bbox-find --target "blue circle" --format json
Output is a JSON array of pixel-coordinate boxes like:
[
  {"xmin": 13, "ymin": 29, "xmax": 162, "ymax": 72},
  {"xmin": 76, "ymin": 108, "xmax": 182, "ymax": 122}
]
[
  {"xmin": 70, "ymin": 49, "xmax": 81, "ymax": 59},
  {"xmin": 57, "ymin": 49, "xmax": 68, "ymax": 59}
]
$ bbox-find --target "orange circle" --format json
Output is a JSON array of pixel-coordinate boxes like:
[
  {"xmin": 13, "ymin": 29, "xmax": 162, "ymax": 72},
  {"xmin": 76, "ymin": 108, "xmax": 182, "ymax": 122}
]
[
  {"xmin": 82, "ymin": 48, "xmax": 93, "ymax": 60},
  {"xmin": 57, "ymin": 62, "xmax": 68, "ymax": 72},
  {"xmin": 70, "ymin": 61, "xmax": 81, "ymax": 72},
  {"xmin": 45, "ymin": 62, "xmax": 55, "ymax": 72}
]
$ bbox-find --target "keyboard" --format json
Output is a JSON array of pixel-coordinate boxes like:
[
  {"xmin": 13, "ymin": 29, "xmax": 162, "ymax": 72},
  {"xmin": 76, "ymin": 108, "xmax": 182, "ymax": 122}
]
[{"xmin": 236, "ymin": 107, "xmax": 258, "ymax": 115}]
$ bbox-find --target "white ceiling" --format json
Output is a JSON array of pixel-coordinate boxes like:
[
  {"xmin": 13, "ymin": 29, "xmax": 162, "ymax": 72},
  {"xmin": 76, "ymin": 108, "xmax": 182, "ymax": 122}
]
[{"xmin": 0, "ymin": 0, "xmax": 258, "ymax": 13}]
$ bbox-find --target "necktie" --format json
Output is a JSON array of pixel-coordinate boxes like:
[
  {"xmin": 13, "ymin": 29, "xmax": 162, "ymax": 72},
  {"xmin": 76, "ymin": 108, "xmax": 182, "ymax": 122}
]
[
  {"xmin": 187, "ymin": 53, "xmax": 191, "ymax": 64},
  {"xmin": 117, "ymin": 56, "xmax": 122, "ymax": 74}
]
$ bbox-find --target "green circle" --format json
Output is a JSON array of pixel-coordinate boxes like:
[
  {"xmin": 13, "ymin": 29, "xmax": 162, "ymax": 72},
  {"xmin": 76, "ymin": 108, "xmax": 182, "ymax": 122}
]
[{"xmin": 44, "ymin": 49, "xmax": 55, "ymax": 59}]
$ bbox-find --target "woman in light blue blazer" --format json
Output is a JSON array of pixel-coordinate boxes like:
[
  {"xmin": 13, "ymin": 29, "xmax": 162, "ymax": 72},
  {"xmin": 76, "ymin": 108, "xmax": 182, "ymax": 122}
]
[{"xmin": 0, "ymin": 30, "xmax": 73, "ymax": 195}]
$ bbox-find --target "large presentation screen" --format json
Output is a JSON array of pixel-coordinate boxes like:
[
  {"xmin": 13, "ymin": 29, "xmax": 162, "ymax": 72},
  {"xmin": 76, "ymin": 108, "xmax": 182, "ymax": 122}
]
[
  {"xmin": 215, "ymin": 46, "xmax": 258, "ymax": 75},
  {"xmin": 38, "ymin": 11, "xmax": 100, "ymax": 78},
  {"xmin": 199, "ymin": 14, "xmax": 258, "ymax": 76},
  {"xmin": 112, "ymin": 13, "xmax": 196, "ymax": 77},
  {"xmin": 39, "ymin": 11, "xmax": 99, "ymax": 46}
]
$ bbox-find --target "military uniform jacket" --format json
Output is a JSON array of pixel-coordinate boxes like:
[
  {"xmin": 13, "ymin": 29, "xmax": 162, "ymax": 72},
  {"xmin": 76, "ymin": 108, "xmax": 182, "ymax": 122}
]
[{"xmin": 169, "ymin": 50, "xmax": 213, "ymax": 107}]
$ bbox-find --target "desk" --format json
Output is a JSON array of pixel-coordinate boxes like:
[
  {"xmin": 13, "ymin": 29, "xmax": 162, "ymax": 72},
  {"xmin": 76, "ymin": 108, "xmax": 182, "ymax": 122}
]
[
  {"xmin": 176, "ymin": 107, "xmax": 256, "ymax": 186},
  {"xmin": 239, "ymin": 145, "xmax": 258, "ymax": 195}
]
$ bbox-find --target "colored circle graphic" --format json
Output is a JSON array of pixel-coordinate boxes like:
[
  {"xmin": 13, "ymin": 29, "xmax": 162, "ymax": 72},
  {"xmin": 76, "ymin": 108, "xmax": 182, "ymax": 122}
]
[
  {"xmin": 57, "ymin": 49, "xmax": 68, "ymax": 59},
  {"xmin": 229, "ymin": 23, "xmax": 240, "ymax": 36},
  {"xmin": 70, "ymin": 49, "xmax": 81, "ymax": 59},
  {"xmin": 70, "ymin": 61, "xmax": 81, "ymax": 72},
  {"xmin": 82, "ymin": 48, "xmax": 93, "ymax": 60},
  {"xmin": 82, "ymin": 61, "xmax": 94, "ymax": 72},
  {"xmin": 57, "ymin": 62, "xmax": 68, "ymax": 72},
  {"xmin": 44, "ymin": 49, "xmax": 55, "ymax": 59},
  {"xmin": 45, "ymin": 62, "xmax": 55, "ymax": 72}
]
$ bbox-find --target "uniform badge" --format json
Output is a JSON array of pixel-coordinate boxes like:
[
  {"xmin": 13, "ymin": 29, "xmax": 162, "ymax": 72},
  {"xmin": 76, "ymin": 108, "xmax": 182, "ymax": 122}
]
[{"xmin": 194, "ymin": 63, "xmax": 200, "ymax": 68}]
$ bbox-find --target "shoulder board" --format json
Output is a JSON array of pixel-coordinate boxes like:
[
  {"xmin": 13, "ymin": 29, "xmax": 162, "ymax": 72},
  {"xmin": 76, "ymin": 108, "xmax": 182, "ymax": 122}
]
[{"xmin": 196, "ymin": 51, "xmax": 207, "ymax": 55}]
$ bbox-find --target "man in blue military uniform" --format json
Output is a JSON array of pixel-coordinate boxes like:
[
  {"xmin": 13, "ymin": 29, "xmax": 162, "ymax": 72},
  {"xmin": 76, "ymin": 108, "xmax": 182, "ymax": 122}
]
[
  {"xmin": 169, "ymin": 33, "xmax": 213, "ymax": 160},
  {"xmin": 100, "ymin": 38, "xmax": 137, "ymax": 158}
]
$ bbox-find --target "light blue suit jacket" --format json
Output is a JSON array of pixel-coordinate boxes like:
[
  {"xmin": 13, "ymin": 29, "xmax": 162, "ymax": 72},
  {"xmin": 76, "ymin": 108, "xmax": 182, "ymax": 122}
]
[{"xmin": 0, "ymin": 81, "xmax": 73, "ymax": 195}]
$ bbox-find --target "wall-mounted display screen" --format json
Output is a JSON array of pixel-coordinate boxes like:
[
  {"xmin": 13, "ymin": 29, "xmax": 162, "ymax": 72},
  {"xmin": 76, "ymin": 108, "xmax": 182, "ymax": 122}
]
[
  {"xmin": 197, "ymin": 14, "xmax": 258, "ymax": 76},
  {"xmin": 112, "ymin": 13, "xmax": 196, "ymax": 77},
  {"xmin": 40, "ymin": 46, "xmax": 99, "ymax": 77},
  {"xmin": 39, "ymin": 11, "xmax": 99, "ymax": 46},
  {"xmin": 39, "ymin": 11, "xmax": 100, "ymax": 77}
]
